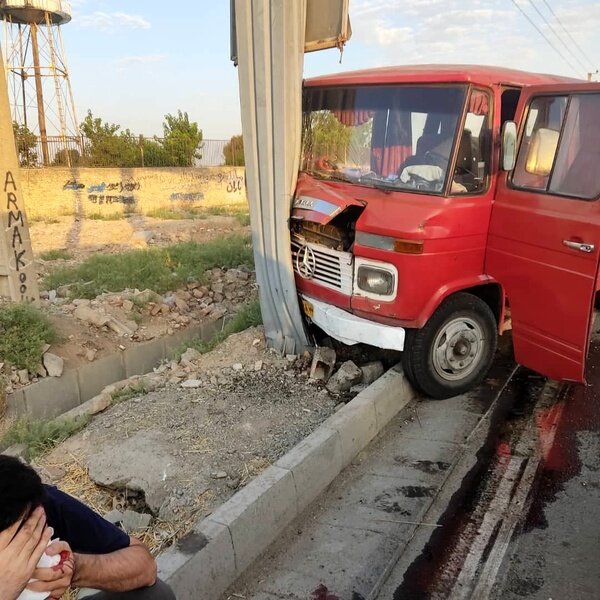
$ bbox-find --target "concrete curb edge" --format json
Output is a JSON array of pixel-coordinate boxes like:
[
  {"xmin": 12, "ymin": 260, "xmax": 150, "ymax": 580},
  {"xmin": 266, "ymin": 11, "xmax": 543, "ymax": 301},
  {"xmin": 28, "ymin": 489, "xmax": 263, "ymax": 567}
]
[{"xmin": 157, "ymin": 364, "xmax": 417, "ymax": 600}]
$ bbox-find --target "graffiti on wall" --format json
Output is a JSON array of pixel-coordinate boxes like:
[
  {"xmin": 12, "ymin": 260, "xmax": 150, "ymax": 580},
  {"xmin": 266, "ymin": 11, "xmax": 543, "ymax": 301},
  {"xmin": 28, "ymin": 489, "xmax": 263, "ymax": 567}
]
[
  {"xmin": 193, "ymin": 170, "xmax": 245, "ymax": 194},
  {"xmin": 4, "ymin": 171, "xmax": 33, "ymax": 301},
  {"xmin": 63, "ymin": 179, "xmax": 85, "ymax": 190},
  {"xmin": 62, "ymin": 179, "xmax": 141, "ymax": 206},
  {"xmin": 170, "ymin": 192, "xmax": 204, "ymax": 202},
  {"xmin": 87, "ymin": 181, "xmax": 141, "ymax": 194},
  {"xmin": 88, "ymin": 195, "xmax": 136, "ymax": 205}
]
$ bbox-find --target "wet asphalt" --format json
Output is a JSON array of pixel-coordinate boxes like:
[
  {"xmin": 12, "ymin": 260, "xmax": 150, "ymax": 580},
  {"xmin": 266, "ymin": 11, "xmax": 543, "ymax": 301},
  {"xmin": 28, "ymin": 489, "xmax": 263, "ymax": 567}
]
[{"xmin": 492, "ymin": 336, "xmax": 600, "ymax": 599}]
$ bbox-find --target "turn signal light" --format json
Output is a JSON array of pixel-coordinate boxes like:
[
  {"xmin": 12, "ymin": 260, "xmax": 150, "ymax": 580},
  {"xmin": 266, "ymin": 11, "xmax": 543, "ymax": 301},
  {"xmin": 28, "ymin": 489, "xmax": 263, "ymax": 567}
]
[{"xmin": 393, "ymin": 239, "xmax": 424, "ymax": 254}]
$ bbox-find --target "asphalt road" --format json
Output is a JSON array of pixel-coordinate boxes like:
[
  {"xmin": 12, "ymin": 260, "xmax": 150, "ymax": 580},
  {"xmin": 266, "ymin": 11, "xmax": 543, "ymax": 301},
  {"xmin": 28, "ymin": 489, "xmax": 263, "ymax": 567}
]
[{"xmin": 493, "ymin": 336, "xmax": 600, "ymax": 599}]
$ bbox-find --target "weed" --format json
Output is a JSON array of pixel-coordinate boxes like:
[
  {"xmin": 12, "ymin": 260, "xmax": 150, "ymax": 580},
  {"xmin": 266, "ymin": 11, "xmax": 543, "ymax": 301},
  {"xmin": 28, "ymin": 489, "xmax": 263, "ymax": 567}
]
[
  {"xmin": 0, "ymin": 304, "xmax": 57, "ymax": 372},
  {"xmin": 111, "ymin": 382, "xmax": 149, "ymax": 404},
  {"xmin": 146, "ymin": 207, "xmax": 206, "ymax": 220},
  {"xmin": 190, "ymin": 299, "xmax": 262, "ymax": 354},
  {"xmin": 39, "ymin": 249, "xmax": 72, "ymax": 261},
  {"xmin": 0, "ymin": 416, "xmax": 90, "ymax": 460},
  {"xmin": 44, "ymin": 234, "xmax": 254, "ymax": 299},
  {"xmin": 86, "ymin": 212, "xmax": 126, "ymax": 221},
  {"xmin": 128, "ymin": 311, "xmax": 143, "ymax": 325},
  {"xmin": 29, "ymin": 216, "xmax": 60, "ymax": 225}
]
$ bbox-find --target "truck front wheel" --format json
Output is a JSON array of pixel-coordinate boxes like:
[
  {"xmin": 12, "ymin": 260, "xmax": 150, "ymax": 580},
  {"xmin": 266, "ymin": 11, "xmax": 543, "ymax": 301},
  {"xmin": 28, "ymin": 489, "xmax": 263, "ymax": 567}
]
[{"xmin": 402, "ymin": 293, "xmax": 498, "ymax": 399}]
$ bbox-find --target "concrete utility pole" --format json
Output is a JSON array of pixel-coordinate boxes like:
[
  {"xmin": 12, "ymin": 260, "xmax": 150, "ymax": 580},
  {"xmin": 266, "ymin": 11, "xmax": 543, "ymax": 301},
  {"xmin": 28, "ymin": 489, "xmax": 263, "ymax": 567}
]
[
  {"xmin": 0, "ymin": 46, "xmax": 40, "ymax": 305},
  {"xmin": 233, "ymin": 0, "xmax": 350, "ymax": 354}
]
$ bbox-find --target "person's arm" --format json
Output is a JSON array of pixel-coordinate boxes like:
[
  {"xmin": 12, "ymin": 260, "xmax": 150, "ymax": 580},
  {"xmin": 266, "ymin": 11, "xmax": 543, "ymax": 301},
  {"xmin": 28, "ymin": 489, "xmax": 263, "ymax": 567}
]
[{"xmin": 72, "ymin": 537, "xmax": 157, "ymax": 592}]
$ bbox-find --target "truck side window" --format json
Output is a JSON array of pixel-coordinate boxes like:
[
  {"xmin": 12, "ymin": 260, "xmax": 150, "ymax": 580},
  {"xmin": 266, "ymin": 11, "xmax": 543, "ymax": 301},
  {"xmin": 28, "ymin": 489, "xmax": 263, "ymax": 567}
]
[
  {"xmin": 513, "ymin": 95, "xmax": 567, "ymax": 191},
  {"xmin": 452, "ymin": 89, "xmax": 491, "ymax": 195},
  {"xmin": 513, "ymin": 94, "xmax": 600, "ymax": 200},
  {"xmin": 549, "ymin": 94, "xmax": 600, "ymax": 199}
]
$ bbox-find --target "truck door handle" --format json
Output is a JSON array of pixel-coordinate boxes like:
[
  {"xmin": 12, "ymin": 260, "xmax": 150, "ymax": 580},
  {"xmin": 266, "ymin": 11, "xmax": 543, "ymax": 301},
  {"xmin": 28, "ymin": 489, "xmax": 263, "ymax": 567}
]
[{"xmin": 563, "ymin": 240, "xmax": 595, "ymax": 253}]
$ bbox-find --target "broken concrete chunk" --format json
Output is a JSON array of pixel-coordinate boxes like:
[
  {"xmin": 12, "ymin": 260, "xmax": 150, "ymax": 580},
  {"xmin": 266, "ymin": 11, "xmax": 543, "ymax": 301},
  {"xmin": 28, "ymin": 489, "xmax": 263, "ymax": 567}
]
[
  {"xmin": 181, "ymin": 379, "xmax": 202, "ymax": 389},
  {"xmin": 17, "ymin": 369, "xmax": 29, "ymax": 385},
  {"xmin": 121, "ymin": 510, "xmax": 152, "ymax": 533},
  {"xmin": 310, "ymin": 346, "xmax": 337, "ymax": 382},
  {"xmin": 326, "ymin": 360, "xmax": 363, "ymax": 395},
  {"xmin": 87, "ymin": 392, "xmax": 113, "ymax": 415},
  {"xmin": 107, "ymin": 318, "xmax": 136, "ymax": 337},
  {"xmin": 131, "ymin": 230, "xmax": 154, "ymax": 245},
  {"xmin": 211, "ymin": 470, "xmax": 228, "ymax": 480},
  {"xmin": 360, "ymin": 361, "xmax": 385, "ymax": 385},
  {"xmin": 232, "ymin": 363, "xmax": 243, "ymax": 371},
  {"xmin": 42, "ymin": 352, "xmax": 64, "ymax": 378},
  {"xmin": 74, "ymin": 305, "xmax": 111, "ymax": 327},
  {"xmin": 180, "ymin": 347, "xmax": 201, "ymax": 366},
  {"xmin": 104, "ymin": 509, "xmax": 124, "ymax": 525}
]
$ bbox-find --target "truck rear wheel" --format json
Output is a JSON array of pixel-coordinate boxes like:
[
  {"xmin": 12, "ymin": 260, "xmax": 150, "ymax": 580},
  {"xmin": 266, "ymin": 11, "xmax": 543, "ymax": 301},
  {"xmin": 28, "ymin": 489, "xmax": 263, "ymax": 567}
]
[{"xmin": 402, "ymin": 293, "xmax": 498, "ymax": 399}]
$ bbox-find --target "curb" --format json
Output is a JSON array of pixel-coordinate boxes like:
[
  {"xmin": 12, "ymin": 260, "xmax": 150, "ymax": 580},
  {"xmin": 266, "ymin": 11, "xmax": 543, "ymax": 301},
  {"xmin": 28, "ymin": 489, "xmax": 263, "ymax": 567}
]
[
  {"xmin": 5, "ymin": 318, "xmax": 224, "ymax": 422},
  {"xmin": 157, "ymin": 364, "xmax": 416, "ymax": 600}
]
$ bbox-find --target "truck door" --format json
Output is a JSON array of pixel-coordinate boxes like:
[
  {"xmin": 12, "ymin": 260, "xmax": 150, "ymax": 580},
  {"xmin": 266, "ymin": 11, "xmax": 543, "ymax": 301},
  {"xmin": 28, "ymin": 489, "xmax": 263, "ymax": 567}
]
[{"xmin": 487, "ymin": 84, "xmax": 600, "ymax": 382}]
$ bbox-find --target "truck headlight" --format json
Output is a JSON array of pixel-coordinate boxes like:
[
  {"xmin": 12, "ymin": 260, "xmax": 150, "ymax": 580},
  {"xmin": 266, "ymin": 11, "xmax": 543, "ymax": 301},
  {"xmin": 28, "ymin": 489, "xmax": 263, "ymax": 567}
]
[{"xmin": 356, "ymin": 266, "xmax": 395, "ymax": 296}]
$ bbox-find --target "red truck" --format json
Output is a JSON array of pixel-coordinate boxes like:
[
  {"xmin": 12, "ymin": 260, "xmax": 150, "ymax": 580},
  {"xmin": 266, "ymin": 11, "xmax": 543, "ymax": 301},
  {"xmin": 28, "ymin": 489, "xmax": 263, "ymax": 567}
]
[{"xmin": 291, "ymin": 65, "xmax": 600, "ymax": 398}]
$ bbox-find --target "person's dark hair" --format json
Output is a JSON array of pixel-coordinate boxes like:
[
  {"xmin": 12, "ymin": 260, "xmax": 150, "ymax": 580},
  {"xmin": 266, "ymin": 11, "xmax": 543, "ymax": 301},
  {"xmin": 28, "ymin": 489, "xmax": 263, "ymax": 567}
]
[{"xmin": 0, "ymin": 455, "xmax": 44, "ymax": 532}]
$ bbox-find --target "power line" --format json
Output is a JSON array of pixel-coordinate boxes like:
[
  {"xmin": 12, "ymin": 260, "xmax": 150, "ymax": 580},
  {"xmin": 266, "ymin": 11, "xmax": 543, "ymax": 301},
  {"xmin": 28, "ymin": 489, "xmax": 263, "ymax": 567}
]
[
  {"xmin": 510, "ymin": 0, "xmax": 580, "ymax": 75},
  {"xmin": 539, "ymin": 0, "xmax": 596, "ymax": 71},
  {"xmin": 526, "ymin": 0, "xmax": 588, "ymax": 73}
]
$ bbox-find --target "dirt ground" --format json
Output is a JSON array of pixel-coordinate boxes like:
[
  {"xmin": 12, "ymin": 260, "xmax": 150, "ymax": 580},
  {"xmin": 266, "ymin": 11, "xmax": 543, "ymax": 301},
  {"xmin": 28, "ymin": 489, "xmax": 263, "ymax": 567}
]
[
  {"xmin": 37, "ymin": 327, "xmax": 338, "ymax": 554},
  {"xmin": 2, "ymin": 213, "xmax": 253, "ymax": 390}
]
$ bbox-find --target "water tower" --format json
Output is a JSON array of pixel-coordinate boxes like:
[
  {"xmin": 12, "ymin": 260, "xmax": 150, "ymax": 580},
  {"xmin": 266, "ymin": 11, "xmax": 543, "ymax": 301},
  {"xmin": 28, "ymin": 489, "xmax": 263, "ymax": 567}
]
[{"xmin": 0, "ymin": 0, "xmax": 79, "ymax": 165}]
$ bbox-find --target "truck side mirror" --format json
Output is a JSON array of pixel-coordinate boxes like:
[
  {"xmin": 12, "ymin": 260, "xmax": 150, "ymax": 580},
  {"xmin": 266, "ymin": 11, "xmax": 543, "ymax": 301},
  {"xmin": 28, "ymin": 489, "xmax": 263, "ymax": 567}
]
[{"xmin": 501, "ymin": 121, "xmax": 518, "ymax": 171}]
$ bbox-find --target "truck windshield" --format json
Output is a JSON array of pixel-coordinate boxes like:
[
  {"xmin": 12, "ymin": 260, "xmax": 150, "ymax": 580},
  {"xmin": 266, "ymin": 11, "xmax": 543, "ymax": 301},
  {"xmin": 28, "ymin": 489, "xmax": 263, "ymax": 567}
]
[{"xmin": 301, "ymin": 85, "xmax": 467, "ymax": 193}]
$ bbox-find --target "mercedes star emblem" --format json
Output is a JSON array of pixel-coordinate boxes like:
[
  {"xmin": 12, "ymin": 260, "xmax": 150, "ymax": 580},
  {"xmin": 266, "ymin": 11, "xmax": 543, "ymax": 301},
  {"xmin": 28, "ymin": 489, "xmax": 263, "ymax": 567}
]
[{"xmin": 296, "ymin": 245, "xmax": 316, "ymax": 279}]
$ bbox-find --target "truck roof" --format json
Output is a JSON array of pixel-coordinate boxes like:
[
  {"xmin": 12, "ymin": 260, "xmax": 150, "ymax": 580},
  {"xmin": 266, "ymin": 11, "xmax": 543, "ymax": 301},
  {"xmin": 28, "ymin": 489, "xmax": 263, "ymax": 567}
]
[{"xmin": 305, "ymin": 64, "xmax": 583, "ymax": 88}]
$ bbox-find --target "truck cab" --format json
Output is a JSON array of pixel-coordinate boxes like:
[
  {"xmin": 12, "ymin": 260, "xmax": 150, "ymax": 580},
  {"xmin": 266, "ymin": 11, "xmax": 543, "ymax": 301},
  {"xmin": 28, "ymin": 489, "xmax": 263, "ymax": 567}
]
[{"xmin": 291, "ymin": 65, "xmax": 600, "ymax": 398}]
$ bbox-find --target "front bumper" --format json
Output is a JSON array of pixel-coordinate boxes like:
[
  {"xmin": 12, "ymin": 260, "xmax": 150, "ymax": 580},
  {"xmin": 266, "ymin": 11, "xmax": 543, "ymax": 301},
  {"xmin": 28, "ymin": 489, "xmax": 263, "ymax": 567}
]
[{"xmin": 301, "ymin": 295, "xmax": 405, "ymax": 351}]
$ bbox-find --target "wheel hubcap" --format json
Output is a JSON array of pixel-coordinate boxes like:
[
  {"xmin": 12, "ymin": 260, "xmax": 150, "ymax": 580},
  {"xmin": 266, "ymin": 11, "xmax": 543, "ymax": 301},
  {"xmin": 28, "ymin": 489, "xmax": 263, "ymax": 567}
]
[{"xmin": 432, "ymin": 317, "xmax": 485, "ymax": 382}]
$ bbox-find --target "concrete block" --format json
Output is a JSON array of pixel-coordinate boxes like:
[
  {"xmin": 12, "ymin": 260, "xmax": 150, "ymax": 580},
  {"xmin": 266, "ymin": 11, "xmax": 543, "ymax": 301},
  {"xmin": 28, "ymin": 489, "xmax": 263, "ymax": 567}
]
[
  {"xmin": 5, "ymin": 388, "xmax": 26, "ymax": 418},
  {"xmin": 371, "ymin": 366, "xmax": 415, "ymax": 429},
  {"xmin": 322, "ymin": 392, "xmax": 378, "ymax": 467},
  {"xmin": 163, "ymin": 325, "xmax": 202, "ymax": 358},
  {"xmin": 24, "ymin": 369, "xmax": 80, "ymax": 419},
  {"xmin": 210, "ymin": 465, "xmax": 297, "ymax": 574},
  {"xmin": 276, "ymin": 426, "xmax": 343, "ymax": 513},
  {"xmin": 77, "ymin": 353, "xmax": 125, "ymax": 402},
  {"xmin": 159, "ymin": 520, "xmax": 235, "ymax": 600},
  {"xmin": 124, "ymin": 339, "xmax": 165, "ymax": 378},
  {"xmin": 399, "ymin": 405, "xmax": 481, "ymax": 445}
]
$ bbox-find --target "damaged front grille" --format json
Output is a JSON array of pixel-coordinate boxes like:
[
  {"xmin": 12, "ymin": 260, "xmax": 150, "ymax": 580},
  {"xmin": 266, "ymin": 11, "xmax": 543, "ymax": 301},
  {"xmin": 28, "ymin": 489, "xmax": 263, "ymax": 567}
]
[{"xmin": 291, "ymin": 235, "xmax": 353, "ymax": 295}]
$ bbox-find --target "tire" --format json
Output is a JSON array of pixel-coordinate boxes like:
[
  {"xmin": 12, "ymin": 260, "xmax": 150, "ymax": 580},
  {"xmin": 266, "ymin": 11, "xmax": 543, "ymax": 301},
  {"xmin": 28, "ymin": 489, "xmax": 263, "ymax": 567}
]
[{"xmin": 402, "ymin": 293, "xmax": 498, "ymax": 399}]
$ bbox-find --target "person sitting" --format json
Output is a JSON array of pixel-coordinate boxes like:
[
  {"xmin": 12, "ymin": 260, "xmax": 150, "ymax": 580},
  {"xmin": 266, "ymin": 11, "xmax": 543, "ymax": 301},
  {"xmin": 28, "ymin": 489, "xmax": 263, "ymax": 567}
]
[{"xmin": 0, "ymin": 455, "xmax": 176, "ymax": 600}]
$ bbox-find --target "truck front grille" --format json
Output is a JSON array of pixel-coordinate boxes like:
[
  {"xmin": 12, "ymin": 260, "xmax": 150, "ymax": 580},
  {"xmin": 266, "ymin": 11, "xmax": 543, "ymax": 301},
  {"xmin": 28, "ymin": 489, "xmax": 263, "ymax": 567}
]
[{"xmin": 291, "ymin": 236, "xmax": 353, "ymax": 295}]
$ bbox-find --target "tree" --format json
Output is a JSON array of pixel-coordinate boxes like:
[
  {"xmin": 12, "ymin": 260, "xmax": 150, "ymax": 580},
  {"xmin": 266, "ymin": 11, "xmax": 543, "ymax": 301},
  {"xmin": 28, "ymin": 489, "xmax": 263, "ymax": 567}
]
[
  {"xmin": 223, "ymin": 134, "xmax": 244, "ymax": 166},
  {"xmin": 162, "ymin": 110, "xmax": 203, "ymax": 167},
  {"xmin": 12, "ymin": 122, "xmax": 38, "ymax": 167},
  {"xmin": 80, "ymin": 110, "xmax": 139, "ymax": 167},
  {"xmin": 53, "ymin": 148, "xmax": 82, "ymax": 167}
]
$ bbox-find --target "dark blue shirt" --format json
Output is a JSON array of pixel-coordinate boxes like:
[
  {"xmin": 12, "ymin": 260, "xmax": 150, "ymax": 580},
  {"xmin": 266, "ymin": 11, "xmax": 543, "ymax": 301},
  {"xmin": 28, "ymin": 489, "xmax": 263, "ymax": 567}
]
[{"xmin": 42, "ymin": 485, "xmax": 130, "ymax": 555}]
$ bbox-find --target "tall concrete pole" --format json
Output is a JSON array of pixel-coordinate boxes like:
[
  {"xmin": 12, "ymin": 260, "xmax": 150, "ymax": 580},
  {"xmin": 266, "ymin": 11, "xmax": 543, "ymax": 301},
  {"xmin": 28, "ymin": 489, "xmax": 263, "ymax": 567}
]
[
  {"xmin": 234, "ymin": 0, "xmax": 310, "ymax": 354},
  {"xmin": 31, "ymin": 22, "xmax": 50, "ymax": 166},
  {"xmin": 0, "ymin": 45, "xmax": 40, "ymax": 305}
]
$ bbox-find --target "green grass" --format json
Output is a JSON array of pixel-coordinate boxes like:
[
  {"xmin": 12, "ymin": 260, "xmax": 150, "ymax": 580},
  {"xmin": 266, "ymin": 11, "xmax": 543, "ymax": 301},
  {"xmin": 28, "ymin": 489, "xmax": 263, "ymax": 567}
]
[
  {"xmin": 204, "ymin": 205, "xmax": 251, "ymax": 226},
  {"xmin": 43, "ymin": 234, "xmax": 254, "ymax": 299},
  {"xmin": 1, "ymin": 416, "xmax": 90, "ymax": 460},
  {"xmin": 189, "ymin": 299, "xmax": 262, "ymax": 354},
  {"xmin": 39, "ymin": 249, "xmax": 72, "ymax": 261},
  {"xmin": 0, "ymin": 304, "xmax": 58, "ymax": 371},
  {"xmin": 86, "ymin": 212, "xmax": 128, "ymax": 221},
  {"xmin": 29, "ymin": 216, "xmax": 60, "ymax": 225},
  {"xmin": 111, "ymin": 381, "xmax": 150, "ymax": 404},
  {"xmin": 146, "ymin": 207, "xmax": 206, "ymax": 220}
]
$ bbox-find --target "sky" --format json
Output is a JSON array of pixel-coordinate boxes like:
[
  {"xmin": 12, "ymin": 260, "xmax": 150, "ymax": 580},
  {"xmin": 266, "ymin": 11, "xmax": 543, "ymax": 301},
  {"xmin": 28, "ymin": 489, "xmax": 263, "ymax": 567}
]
[{"xmin": 5, "ymin": 0, "xmax": 600, "ymax": 140}]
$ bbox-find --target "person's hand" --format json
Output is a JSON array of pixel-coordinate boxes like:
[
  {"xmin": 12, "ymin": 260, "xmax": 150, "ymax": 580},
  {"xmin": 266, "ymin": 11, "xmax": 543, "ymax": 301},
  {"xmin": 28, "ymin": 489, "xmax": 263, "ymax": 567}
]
[
  {"xmin": 27, "ymin": 541, "xmax": 75, "ymax": 599},
  {"xmin": 0, "ymin": 507, "xmax": 53, "ymax": 600}
]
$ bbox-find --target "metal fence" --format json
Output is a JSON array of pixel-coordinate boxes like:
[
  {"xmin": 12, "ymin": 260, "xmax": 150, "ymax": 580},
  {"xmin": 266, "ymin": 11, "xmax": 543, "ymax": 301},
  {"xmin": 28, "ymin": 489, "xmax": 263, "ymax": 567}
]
[{"xmin": 14, "ymin": 135, "xmax": 245, "ymax": 168}]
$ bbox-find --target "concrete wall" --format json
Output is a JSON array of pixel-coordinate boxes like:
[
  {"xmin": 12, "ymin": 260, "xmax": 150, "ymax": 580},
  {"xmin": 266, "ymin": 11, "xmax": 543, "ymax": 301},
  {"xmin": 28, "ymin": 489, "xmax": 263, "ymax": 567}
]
[{"xmin": 18, "ymin": 167, "xmax": 247, "ymax": 220}]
